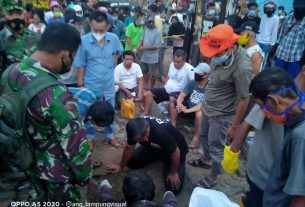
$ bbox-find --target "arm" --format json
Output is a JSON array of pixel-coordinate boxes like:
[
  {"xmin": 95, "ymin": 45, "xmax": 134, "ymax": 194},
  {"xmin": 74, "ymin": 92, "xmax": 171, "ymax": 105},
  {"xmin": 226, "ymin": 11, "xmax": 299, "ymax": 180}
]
[
  {"xmin": 48, "ymin": 86, "xmax": 92, "ymax": 186},
  {"xmin": 230, "ymin": 121, "xmax": 251, "ymax": 153},
  {"xmin": 119, "ymin": 84, "xmax": 133, "ymax": 98},
  {"xmin": 231, "ymin": 96, "xmax": 250, "ymax": 129},
  {"xmin": 270, "ymin": 18, "xmax": 279, "ymax": 45},
  {"xmin": 106, "ymin": 144, "xmax": 136, "ymax": 173},
  {"xmin": 166, "ymin": 147, "xmax": 181, "ymax": 190},
  {"xmin": 182, "ymin": 103, "xmax": 202, "ymax": 114},
  {"xmin": 126, "ymin": 37, "xmax": 133, "ymax": 51},
  {"xmin": 77, "ymin": 67, "xmax": 85, "ymax": 87},
  {"xmin": 290, "ymin": 196, "xmax": 305, "ymax": 207},
  {"xmin": 176, "ymin": 92, "xmax": 187, "ymax": 107},
  {"xmin": 251, "ymin": 52, "xmax": 263, "ymax": 76}
]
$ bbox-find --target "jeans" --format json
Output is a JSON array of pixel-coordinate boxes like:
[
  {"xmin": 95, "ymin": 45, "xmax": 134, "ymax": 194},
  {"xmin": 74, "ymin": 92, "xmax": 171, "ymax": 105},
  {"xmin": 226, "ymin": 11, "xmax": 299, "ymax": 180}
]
[{"xmin": 275, "ymin": 57, "xmax": 301, "ymax": 79}]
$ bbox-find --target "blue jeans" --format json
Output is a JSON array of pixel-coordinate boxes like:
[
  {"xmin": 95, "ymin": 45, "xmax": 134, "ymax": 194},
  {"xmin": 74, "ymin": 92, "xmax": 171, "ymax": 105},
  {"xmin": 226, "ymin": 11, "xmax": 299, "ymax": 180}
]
[
  {"xmin": 103, "ymin": 95, "xmax": 115, "ymax": 140},
  {"xmin": 275, "ymin": 57, "xmax": 301, "ymax": 79}
]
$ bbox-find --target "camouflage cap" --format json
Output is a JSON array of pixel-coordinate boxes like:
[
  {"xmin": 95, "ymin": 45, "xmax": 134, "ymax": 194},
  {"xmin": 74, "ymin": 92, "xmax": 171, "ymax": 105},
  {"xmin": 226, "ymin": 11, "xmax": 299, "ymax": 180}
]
[{"xmin": 1, "ymin": 0, "xmax": 24, "ymax": 11}]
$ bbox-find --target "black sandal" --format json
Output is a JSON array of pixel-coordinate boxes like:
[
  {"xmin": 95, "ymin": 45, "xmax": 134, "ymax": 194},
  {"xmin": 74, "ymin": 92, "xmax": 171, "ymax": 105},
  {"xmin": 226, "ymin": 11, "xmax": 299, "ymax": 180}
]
[
  {"xmin": 187, "ymin": 159, "xmax": 212, "ymax": 169},
  {"xmin": 197, "ymin": 177, "xmax": 217, "ymax": 189}
]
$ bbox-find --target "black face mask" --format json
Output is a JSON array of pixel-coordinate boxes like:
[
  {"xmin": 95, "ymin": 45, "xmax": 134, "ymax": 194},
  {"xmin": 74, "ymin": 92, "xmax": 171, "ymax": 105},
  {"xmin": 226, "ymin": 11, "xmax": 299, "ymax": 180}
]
[
  {"xmin": 59, "ymin": 53, "xmax": 73, "ymax": 75},
  {"xmin": 264, "ymin": 9, "xmax": 274, "ymax": 17},
  {"xmin": 194, "ymin": 73, "xmax": 204, "ymax": 81},
  {"xmin": 6, "ymin": 18, "xmax": 25, "ymax": 32},
  {"xmin": 0, "ymin": 21, "xmax": 5, "ymax": 30},
  {"xmin": 294, "ymin": 7, "xmax": 305, "ymax": 20}
]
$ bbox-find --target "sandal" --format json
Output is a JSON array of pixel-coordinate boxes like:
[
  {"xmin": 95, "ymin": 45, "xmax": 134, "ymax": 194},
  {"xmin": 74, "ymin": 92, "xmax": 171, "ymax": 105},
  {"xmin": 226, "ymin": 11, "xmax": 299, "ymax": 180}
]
[
  {"xmin": 93, "ymin": 161, "xmax": 103, "ymax": 169},
  {"xmin": 108, "ymin": 139, "xmax": 121, "ymax": 148},
  {"xmin": 197, "ymin": 177, "xmax": 217, "ymax": 189},
  {"xmin": 188, "ymin": 140, "xmax": 199, "ymax": 149},
  {"xmin": 187, "ymin": 159, "xmax": 211, "ymax": 169}
]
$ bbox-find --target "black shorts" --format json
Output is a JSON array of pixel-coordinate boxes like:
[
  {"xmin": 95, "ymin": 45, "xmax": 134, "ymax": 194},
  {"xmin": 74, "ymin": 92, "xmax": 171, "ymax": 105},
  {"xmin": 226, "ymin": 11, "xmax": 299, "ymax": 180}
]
[
  {"xmin": 150, "ymin": 87, "xmax": 180, "ymax": 104},
  {"xmin": 174, "ymin": 98, "xmax": 196, "ymax": 119}
]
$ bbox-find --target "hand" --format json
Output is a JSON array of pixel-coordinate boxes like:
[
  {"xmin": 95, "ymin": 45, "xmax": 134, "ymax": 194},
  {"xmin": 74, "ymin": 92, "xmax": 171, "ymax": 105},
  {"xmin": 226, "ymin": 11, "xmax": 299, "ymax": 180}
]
[
  {"xmin": 126, "ymin": 91, "xmax": 134, "ymax": 99},
  {"xmin": 221, "ymin": 146, "xmax": 240, "ymax": 174},
  {"xmin": 106, "ymin": 164, "xmax": 122, "ymax": 174},
  {"xmin": 166, "ymin": 172, "xmax": 181, "ymax": 190},
  {"xmin": 226, "ymin": 125, "xmax": 237, "ymax": 142},
  {"xmin": 180, "ymin": 106, "xmax": 189, "ymax": 113},
  {"xmin": 176, "ymin": 103, "xmax": 183, "ymax": 113}
]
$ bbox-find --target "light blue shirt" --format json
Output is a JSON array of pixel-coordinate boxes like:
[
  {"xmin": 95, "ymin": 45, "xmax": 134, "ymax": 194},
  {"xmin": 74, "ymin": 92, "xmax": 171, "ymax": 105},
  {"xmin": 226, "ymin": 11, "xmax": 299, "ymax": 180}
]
[{"xmin": 74, "ymin": 32, "xmax": 123, "ymax": 98}]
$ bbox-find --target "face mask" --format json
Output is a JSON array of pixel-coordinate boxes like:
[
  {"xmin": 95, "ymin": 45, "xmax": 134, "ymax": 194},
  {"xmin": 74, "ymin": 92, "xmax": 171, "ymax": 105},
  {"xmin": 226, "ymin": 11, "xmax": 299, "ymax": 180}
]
[
  {"xmin": 211, "ymin": 49, "xmax": 231, "ymax": 66},
  {"xmin": 279, "ymin": 15, "xmax": 285, "ymax": 20},
  {"xmin": 92, "ymin": 32, "xmax": 105, "ymax": 42},
  {"xmin": 194, "ymin": 73, "xmax": 204, "ymax": 81},
  {"xmin": 130, "ymin": 12, "xmax": 135, "ymax": 17},
  {"xmin": 7, "ymin": 19, "xmax": 25, "ymax": 32},
  {"xmin": 294, "ymin": 7, "xmax": 305, "ymax": 21},
  {"xmin": 59, "ymin": 53, "xmax": 74, "ymax": 75},
  {"xmin": 248, "ymin": 9, "xmax": 256, "ymax": 17},
  {"xmin": 208, "ymin": 9, "xmax": 216, "ymax": 16},
  {"xmin": 113, "ymin": 16, "xmax": 118, "ymax": 21},
  {"xmin": 238, "ymin": 32, "xmax": 250, "ymax": 46},
  {"xmin": 140, "ymin": 19, "xmax": 145, "ymax": 26},
  {"xmin": 264, "ymin": 9, "xmax": 274, "ymax": 17},
  {"xmin": 261, "ymin": 84, "xmax": 303, "ymax": 124},
  {"xmin": 53, "ymin": 11, "xmax": 61, "ymax": 18}
]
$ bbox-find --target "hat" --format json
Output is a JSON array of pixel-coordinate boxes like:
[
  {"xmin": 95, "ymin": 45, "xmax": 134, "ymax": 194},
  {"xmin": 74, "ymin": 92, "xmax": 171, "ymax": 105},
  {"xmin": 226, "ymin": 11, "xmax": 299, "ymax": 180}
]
[
  {"xmin": 294, "ymin": 0, "xmax": 305, "ymax": 8},
  {"xmin": 131, "ymin": 5, "xmax": 142, "ymax": 13},
  {"xmin": 235, "ymin": 21, "xmax": 259, "ymax": 34},
  {"xmin": 195, "ymin": 63, "xmax": 211, "ymax": 74},
  {"xmin": 49, "ymin": 1, "xmax": 60, "ymax": 9},
  {"xmin": 199, "ymin": 24, "xmax": 240, "ymax": 58},
  {"xmin": 2, "ymin": 0, "xmax": 23, "ymax": 11},
  {"xmin": 145, "ymin": 15, "xmax": 155, "ymax": 22},
  {"xmin": 65, "ymin": 13, "xmax": 81, "ymax": 24},
  {"xmin": 73, "ymin": 5, "xmax": 83, "ymax": 17}
]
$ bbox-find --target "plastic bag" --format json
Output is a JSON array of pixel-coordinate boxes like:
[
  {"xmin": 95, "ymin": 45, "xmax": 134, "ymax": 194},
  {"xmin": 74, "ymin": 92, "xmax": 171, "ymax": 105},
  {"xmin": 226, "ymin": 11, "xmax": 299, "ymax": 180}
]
[
  {"xmin": 120, "ymin": 99, "xmax": 136, "ymax": 119},
  {"xmin": 221, "ymin": 146, "xmax": 241, "ymax": 174},
  {"xmin": 189, "ymin": 187, "xmax": 239, "ymax": 207}
]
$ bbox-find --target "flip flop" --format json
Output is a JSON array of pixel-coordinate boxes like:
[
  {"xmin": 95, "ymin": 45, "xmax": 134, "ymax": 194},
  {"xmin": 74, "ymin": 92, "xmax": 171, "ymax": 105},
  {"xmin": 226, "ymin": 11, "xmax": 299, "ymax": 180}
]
[
  {"xmin": 187, "ymin": 159, "xmax": 212, "ymax": 169},
  {"xmin": 197, "ymin": 177, "xmax": 217, "ymax": 189},
  {"xmin": 93, "ymin": 161, "xmax": 103, "ymax": 169}
]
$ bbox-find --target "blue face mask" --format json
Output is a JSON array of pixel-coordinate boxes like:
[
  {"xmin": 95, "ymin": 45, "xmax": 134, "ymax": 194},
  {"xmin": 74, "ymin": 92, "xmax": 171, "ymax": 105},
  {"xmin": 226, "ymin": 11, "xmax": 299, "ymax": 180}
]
[
  {"xmin": 260, "ymin": 84, "xmax": 305, "ymax": 124},
  {"xmin": 248, "ymin": 9, "xmax": 256, "ymax": 17},
  {"xmin": 208, "ymin": 9, "xmax": 216, "ymax": 16}
]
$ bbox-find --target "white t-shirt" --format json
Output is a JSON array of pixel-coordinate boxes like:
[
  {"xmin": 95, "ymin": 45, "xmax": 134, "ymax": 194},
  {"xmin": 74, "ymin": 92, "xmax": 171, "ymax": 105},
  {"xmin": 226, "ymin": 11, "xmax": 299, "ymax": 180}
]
[
  {"xmin": 164, "ymin": 62, "xmax": 194, "ymax": 93},
  {"xmin": 257, "ymin": 15, "xmax": 279, "ymax": 45},
  {"xmin": 28, "ymin": 23, "xmax": 46, "ymax": 34},
  {"xmin": 114, "ymin": 62, "xmax": 143, "ymax": 89}
]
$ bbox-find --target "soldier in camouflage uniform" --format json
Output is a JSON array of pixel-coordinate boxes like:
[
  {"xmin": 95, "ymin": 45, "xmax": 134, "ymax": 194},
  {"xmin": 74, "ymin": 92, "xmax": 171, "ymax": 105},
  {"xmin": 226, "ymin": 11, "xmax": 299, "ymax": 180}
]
[
  {"xmin": 0, "ymin": 0, "xmax": 40, "ymax": 74},
  {"xmin": 6, "ymin": 23, "xmax": 92, "ymax": 202}
]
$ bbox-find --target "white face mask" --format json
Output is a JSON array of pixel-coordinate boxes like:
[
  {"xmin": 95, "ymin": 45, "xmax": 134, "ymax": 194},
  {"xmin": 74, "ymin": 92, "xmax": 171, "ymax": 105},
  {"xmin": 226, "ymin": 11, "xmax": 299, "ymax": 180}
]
[
  {"xmin": 211, "ymin": 49, "xmax": 234, "ymax": 68},
  {"xmin": 92, "ymin": 32, "xmax": 105, "ymax": 42},
  {"xmin": 130, "ymin": 12, "xmax": 135, "ymax": 17}
]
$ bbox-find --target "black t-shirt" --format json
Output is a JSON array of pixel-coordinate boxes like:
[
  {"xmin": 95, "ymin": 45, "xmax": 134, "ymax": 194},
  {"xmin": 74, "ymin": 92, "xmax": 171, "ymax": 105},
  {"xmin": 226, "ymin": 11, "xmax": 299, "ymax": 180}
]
[{"xmin": 127, "ymin": 117, "xmax": 189, "ymax": 156}]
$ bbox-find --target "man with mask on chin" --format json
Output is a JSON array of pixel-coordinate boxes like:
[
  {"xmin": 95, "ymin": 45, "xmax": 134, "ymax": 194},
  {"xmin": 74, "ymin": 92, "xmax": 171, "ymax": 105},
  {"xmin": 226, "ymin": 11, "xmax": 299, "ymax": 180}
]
[
  {"xmin": 0, "ymin": 1, "xmax": 40, "ymax": 74},
  {"xmin": 249, "ymin": 68, "xmax": 305, "ymax": 207},
  {"xmin": 187, "ymin": 24, "xmax": 252, "ymax": 189},
  {"xmin": 269, "ymin": 0, "xmax": 305, "ymax": 79},
  {"xmin": 74, "ymin": 10, "xmax": 123, "ymax": 148},
  {"xmin": 4, "ymin": 23, "xmax": 92, "ymax": 202}
]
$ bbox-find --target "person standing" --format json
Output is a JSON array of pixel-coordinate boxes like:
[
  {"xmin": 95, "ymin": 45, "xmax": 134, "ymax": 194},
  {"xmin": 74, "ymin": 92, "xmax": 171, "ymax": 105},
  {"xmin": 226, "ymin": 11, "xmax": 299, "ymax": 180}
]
[
  {"xmin": 28, "ymin": 13, "xmax": 46, "ymax": 34},
  {"xmin": 271, "ymin": 0, "xmax": 305, "ymax": 78},
  {"xmin": 139, "ymin": 15, "xmax": 162, "ymax": 88},
  {"xmin": 5, "ymin": 23, "xmax": 92, "ymax": 202},
  {"xmin": 256, "ymin": 1, "xmax": 279, "ymax": 60},
  {"xmin": 188, "ymin": 24, "xmax": 252, "ymax": 189},
  {"xmin": 249, "ymin": 68, "xmax": 305, "ymax": 207},
  {"xmin": 74, "ymin": 11, "xmax": 124, "ymax": 147},
  {"xmin": 0, "ymin": 1, "xmax": 40, "ymax": 73}
]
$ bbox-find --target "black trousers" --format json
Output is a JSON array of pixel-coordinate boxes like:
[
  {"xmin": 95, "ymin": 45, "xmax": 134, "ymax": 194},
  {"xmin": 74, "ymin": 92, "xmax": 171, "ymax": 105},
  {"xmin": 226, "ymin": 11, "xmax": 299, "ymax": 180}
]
[
  {"xmin": 245, "ymin": 175, "xmax": 264, "ymax": 207},
  {"xmin": 127, "ymin": 146, "xmax": 186, "ymax": 195}
]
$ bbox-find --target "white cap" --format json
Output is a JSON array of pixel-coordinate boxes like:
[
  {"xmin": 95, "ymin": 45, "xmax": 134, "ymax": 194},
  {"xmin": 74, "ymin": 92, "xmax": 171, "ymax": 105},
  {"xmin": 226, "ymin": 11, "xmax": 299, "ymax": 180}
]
[{"xmin": 195, "ymin": 63, "xmax": 210, "ymax": 74}]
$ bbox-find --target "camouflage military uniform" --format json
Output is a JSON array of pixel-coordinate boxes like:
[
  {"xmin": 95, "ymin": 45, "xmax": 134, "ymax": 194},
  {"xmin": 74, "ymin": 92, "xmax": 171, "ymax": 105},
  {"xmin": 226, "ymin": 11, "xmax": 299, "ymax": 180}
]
[
  {"xmin": 0, "ymin": 26, "xmax": 40, "ymax": 73},
  {"xmin": 7, "ymin": 57, "xmax": 92, "ymax": 202}
]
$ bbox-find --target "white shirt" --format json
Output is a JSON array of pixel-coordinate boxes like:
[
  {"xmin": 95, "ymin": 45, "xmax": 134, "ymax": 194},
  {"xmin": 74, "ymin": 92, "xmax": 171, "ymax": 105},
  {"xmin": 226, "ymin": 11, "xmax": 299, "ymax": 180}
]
[
  {"xmin": 257, "ymin": 15, "xmax": 279, "ymax": 45},
  {"xmin": 164, "ymin": 62, "xmax": 194, "ymax": 93},
  {"xmin": 246, "ymin": 44, "xmax": 264, "ymax": 72},
  {"xmin": 28, "ymin": 23, "xmax": 46, "ymax": 34},
  {"xmin": 114, "ymin": 62, "xmax": 143, "ymax": 89}
]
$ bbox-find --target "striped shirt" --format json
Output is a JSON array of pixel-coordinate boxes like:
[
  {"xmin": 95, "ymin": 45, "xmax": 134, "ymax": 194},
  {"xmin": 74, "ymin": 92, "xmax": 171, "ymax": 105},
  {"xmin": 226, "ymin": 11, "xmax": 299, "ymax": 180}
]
[{"xmin": 276, "ymin": 12, "xmax": 305, "ymax": 62}]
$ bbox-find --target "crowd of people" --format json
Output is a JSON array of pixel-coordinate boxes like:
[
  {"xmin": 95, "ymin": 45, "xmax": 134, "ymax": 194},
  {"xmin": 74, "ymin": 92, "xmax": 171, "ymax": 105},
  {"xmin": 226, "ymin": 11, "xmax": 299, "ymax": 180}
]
[{"xmin": 0, "ymin": 0, "xmax": 305, "ymax": 206}]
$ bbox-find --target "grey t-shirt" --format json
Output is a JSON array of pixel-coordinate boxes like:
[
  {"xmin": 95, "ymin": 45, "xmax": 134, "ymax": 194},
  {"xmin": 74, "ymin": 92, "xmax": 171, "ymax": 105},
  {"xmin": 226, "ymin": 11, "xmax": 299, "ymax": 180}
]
[
  {"xmin": 245, "ymin": 104, "xmax": 284, "ymax": 190},
  {"xmin": 263, "ymin": 111, "xmax": 305, "ymax": 207},
  {"xmin": 202, "ymin": 46, "xmax": 253, "ymax": 117},
  {"xmin": 141, "ymin": 27, "xmax": 162, "ymax": 64},
  {"xmin": 183, "ymin": 80, "xmax": 205, "ymax": 108}
]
